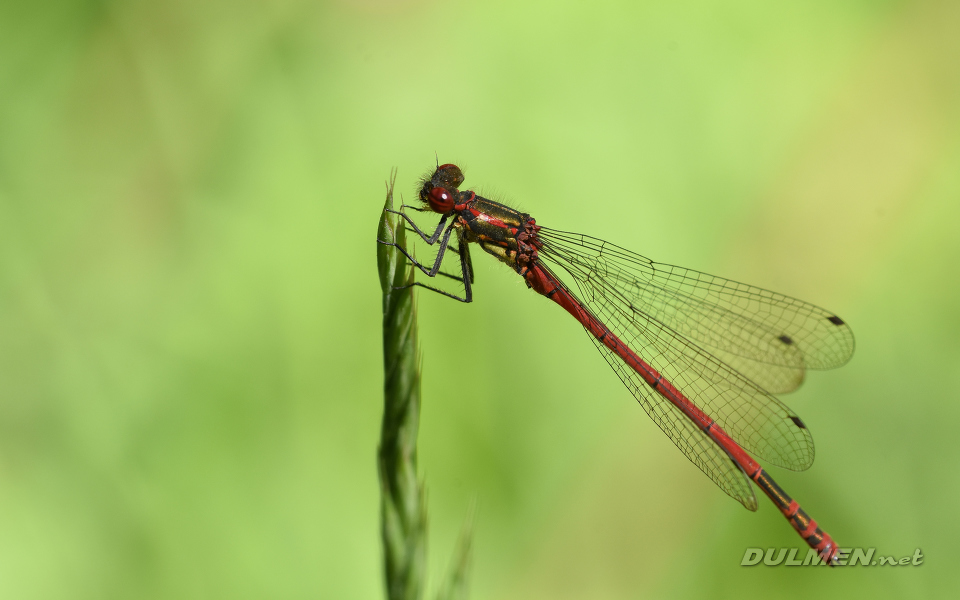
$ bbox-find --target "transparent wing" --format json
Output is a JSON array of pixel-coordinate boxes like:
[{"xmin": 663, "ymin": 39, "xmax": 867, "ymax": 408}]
[
  {"xmin": 539, "ymin": 228, "xmax": 855, "ymax": 394},
  {"xmin": 584, "ymin": 323, "xmax": 758, "ymax": 509},
  {"xmin": 537, "ymin": 235, "xmax": 825, "ymax": 472}
]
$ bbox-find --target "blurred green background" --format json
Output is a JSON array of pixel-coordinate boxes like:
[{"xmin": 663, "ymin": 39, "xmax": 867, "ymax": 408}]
[{"xmin": 1, "ymin": 0, "xmax": 958, "ymax": 598}]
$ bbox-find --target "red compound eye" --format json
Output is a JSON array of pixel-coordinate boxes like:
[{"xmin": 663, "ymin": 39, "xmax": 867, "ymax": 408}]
[{"xmin": 428, "ymin": 186, "xmax": 455, "ymax": 212}]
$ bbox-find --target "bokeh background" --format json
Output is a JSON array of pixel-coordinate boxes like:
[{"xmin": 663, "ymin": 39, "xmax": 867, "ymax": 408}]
[{"xmin": 2, "ymin": 0, "xmax": 959, "ymax": 598}]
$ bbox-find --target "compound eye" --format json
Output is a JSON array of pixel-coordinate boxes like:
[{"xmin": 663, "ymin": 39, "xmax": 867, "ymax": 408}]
[{"xmin": 428, "ymin": 186, "xmax": 455, "ymax": 213}]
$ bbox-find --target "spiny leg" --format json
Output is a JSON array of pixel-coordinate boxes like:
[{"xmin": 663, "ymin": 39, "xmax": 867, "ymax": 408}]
[
  {"xmin": 436, "ymin": 269, "xmax": 465, "ymax": 284},
  {"xmin": 460, "ymin": 236, "xmax": 475, "ymax": 285},
  {"xmin": 376, "ymin": 214, "xmax": 461, "ymax": 281},
  {"xmin": 394, "ymin": 229, "xmax": 474, "ymax": 303},
  {"xmin": 377, "ymin": 218, "xmax": 457, "ymax": 278},
  {"xmin": 432, "ymin": 242, "xmax": 472, "ymax": 284},
  {"xmin": 384, "ymin": 207, "xmax": 451, "ymax": 244},
  {"xmin": 377, "ymin": 210, "xmax": 473, "ymax": 302}
]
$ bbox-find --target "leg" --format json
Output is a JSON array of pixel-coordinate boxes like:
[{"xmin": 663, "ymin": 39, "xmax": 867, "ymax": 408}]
[
  {"xmin": 459, "ymin": 234, "xmax": 475, "ymax": 285},
  {"xmin": 394, "ymin": 230, "xmax": 474, "ymax": 303},
  {"xmin": 377, "ymin": 218, "xmax": 457, "ymax": 277},
  {"xmin": 384, "ymin": 208, "xmax": 450, "ymax": 244},
  {"xmin": 432, "ymin": 240, "xmax": 473, "ymax": 284},
  {"xmin": 435, "ymin": 268, "xmax": 465, "ymax": 284},
  {"xmin": 377, "ymin": 210, "xmax": 459, "ymax": 281}
]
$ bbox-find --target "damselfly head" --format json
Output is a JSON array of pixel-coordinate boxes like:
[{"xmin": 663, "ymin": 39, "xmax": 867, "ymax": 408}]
[{"xmin": 418, "ymin": 163, "xmax": 465, "ymax": 213}]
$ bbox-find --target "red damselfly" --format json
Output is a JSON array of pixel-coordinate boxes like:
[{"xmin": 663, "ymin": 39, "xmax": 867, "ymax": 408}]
[{"xmin": 378, "ymin": 163, "xmax": 855, "ymax": 564}]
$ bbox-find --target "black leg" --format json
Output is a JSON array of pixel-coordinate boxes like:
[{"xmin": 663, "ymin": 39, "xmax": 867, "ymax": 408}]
[
  {"xmin": 384, "ymin": 208, "xmax": 450, "ymax": 244},
  {"xmin": 394, "ymin": 280, "xmax": 472, "ymax": 303},
  {"xmin": 436, "ymin": 269, "xmax": 465, "ymax": 283},
  {"xmin": 377, "ymin": 207, "xmax": 474, "ymax": 303},
  {"xmin": 392, "ymin": 230, "xmax": 474, "ymax": 303},
  {"xmin": 377, "ymin": 219, "xmax": 456, "ymax": 277},
  {"xmin": 455, "ymin": 229, "xmax": 473, "ymax": 298},
  {"xmin": 459, "ymin": 234, "xmax": 475, "ymax": 285},
  {"xmin": 398, "ymin": 203, "xmax": 431, "ymax": 213}
]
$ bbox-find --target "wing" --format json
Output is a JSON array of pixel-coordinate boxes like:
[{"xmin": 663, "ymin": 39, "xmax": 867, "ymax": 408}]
[
  {"xmin": 537, "ymin": 240, "xmax": 820, "ymax": 472},
  {"xmin": 538, "ymin": 228, "xmax": 855, "ymax": 394},
  {"xmin": 585, "ymin": 325, "xmax": 759, "ymax": 509}
]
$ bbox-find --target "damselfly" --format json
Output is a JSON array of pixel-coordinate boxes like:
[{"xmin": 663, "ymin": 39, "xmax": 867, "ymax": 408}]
[{"xmin": 378, "ymin": 163, "xmax": 855, "ymax": 564}]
